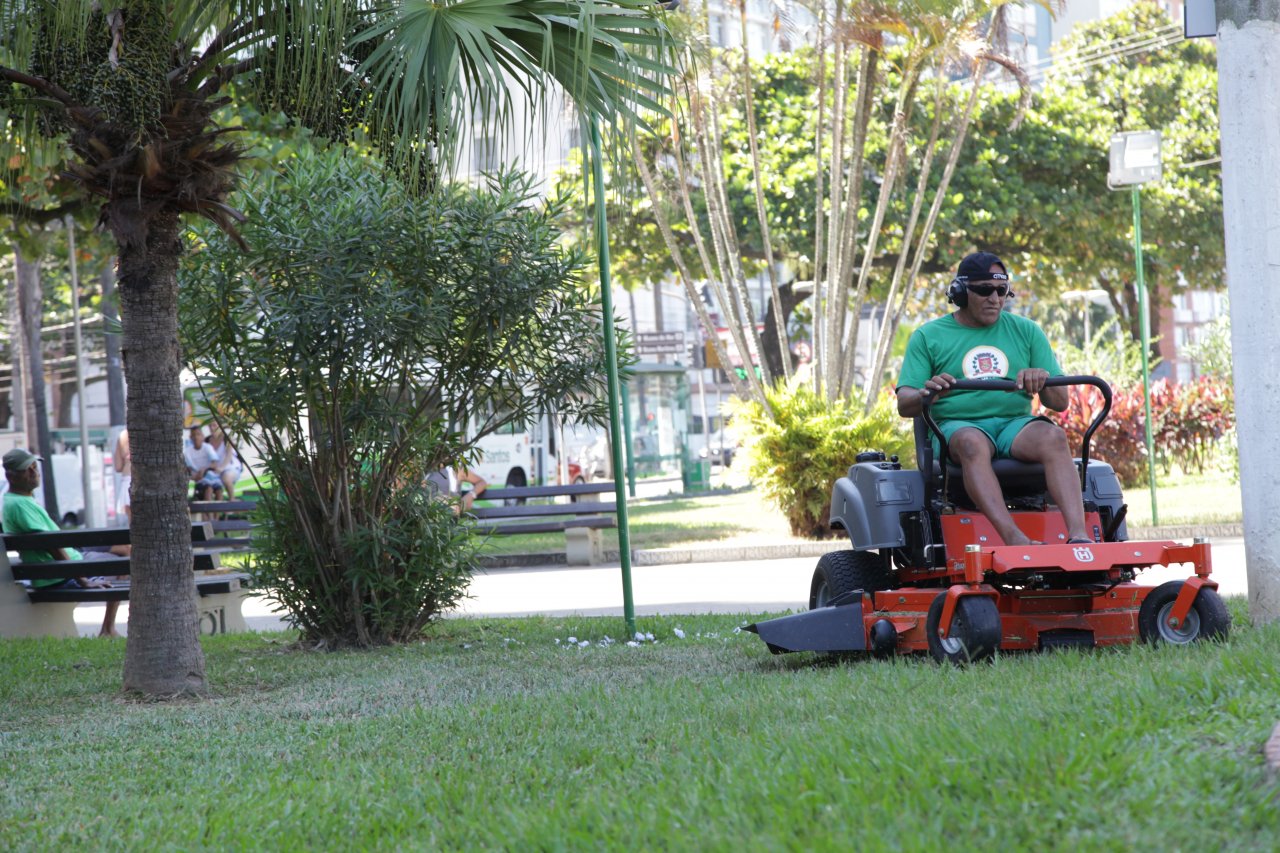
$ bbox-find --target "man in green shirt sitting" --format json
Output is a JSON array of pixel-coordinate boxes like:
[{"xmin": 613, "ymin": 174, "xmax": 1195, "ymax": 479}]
[
  {"xmin": 2, "ymin": 448, "xmax": 121, "ymax": 636},
  {"xmin": 896, "ymin": 252, "xmax": 1089, "ymax": 547}
]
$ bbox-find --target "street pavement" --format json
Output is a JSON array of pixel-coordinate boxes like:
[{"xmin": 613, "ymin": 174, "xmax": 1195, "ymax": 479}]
[{"xmin": 73, "ymin": 536, "xmax": 1251, "ymax": 636}]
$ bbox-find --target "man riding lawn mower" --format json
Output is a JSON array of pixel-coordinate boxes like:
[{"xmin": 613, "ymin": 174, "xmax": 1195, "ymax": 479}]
[{"xmin": 747, "ymin": 253, "xmax": 1229, "ymax": 663}]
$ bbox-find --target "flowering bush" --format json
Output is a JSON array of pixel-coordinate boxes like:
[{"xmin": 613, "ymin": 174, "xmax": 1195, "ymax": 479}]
[
  {"xmin": 1051, "ymin": 383, "xmax": 1150, "ymax": 487},
  {"xmin": 1047, "ymin": 375, "xmax": 1235, "ymax": 487},
  {"xmin": 1155, "ymin": 375, "xmax": 1235, "ymax": 474}
]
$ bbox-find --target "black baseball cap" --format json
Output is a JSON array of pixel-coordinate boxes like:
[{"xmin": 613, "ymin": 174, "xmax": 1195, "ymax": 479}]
[{"xmin": 955, "ymin": 252, "xmax": 1008, "ymax": 282}]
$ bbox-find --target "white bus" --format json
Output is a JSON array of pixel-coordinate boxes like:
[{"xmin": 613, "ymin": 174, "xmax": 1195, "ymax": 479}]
[{"xmin": 469, "ymin": 413, "xmax": 608, "ymax": 491}]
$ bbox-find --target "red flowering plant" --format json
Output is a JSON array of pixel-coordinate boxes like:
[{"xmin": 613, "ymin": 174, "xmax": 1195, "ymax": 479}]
[
  {"xmin": 1044, "ymin": 375, "xmax": 1235, "ymax": 487},
  {"xmin": 1155, "ymin": 375, "xmax": 1235, "ymax": 474},
  {"xmin": 1049, "ymin": 383, "xmax": 1151, "ymax": 487}
]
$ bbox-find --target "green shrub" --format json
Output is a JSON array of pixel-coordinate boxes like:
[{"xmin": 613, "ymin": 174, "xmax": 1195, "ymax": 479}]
[
  {"xmin": 733, "ymin": 382, "xmax": 913, "ymax": 539},
  {"xmin": 253, "ymin": 477, "xmax": 475, "ymax": 645},
  {"xmin": 181, "ymin": 149, "xmax": 614, "ymax": 646}
]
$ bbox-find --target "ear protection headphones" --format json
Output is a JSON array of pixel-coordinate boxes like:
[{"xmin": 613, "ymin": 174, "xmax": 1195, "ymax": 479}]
[{"xmin": 947, "ymin": 273, "xmax": 1014, "ymax": 308}]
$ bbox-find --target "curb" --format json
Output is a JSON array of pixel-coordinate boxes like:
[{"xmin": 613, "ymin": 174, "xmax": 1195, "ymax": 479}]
[{"xmin": 478, "ymin": 523, "xmax": 1244, "ymax": 571}]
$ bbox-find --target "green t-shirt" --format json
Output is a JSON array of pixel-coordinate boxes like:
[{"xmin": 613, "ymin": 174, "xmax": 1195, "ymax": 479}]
[
  {"xmin": 2, "ymin": 492, "xmax": 81, "ymax": 588},
  {"xmin": 897, "ymin": 312, "xmax": 1063, "ymax": 421}
]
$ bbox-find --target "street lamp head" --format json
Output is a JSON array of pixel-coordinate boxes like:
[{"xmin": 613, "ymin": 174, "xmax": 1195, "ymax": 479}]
[{"xmin": 1108, "ymin": 130, "xmax": 1163, "ymax": 189}]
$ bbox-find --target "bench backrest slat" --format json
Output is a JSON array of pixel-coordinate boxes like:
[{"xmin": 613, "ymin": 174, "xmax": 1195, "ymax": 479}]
[
  {"xmin": 468, "ymin": 501, "xmax": 615, "ymax": 520},
  {"xmin": 480, "ymin": 482, "xmax": 616, "ymax": 501},
  {"xmin": 189, "ymin": 500, "xmax": 258, "ymax": 513},
  {"xmin": 3, "ymin": 522, "xmax": 216, "ymax": 551},
  {"xmin": 9, "ymin": 552, "xmax": 221, "ymax": 580}
]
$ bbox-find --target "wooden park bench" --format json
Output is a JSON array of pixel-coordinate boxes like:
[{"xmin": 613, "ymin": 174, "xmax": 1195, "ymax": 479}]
[
  {"xmin": 0, "ymin": 522, "xmax": 250, "ymax": 639},
  {"xmin": 469, "ymin": 482, "xmax": 618, "ymax": 565},
  {"xmin": 188, "ymin": 498, "xmax": 258, "ymax": 551}
]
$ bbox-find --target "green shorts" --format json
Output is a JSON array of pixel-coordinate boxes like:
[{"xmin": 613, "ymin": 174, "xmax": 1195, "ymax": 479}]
[{"xmin": 935, "ymin": 415, "xmax": 1051, "ymax": 460}]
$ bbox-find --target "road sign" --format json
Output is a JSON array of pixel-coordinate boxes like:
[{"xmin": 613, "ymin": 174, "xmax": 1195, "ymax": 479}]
[{"xmin": 636, "ymin": 331, "xmax": 686, "ymax": 355}]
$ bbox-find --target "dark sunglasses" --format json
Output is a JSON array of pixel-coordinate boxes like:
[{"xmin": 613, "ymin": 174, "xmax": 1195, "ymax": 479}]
[{"xmin": 966, "ymin": 283, "xmax": 1011, "ymax": 297}]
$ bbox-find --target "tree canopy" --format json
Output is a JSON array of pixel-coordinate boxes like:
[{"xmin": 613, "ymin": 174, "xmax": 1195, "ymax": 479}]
[{"xmin": 558, "ymin": 2, "xmax": 1223, "ymax": 390}]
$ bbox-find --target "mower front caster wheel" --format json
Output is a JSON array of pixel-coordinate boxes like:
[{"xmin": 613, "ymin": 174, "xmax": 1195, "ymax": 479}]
[
  {"xmin": 925, "ymin": 594, "xmax": 1001, "ymax": 664},
  {"xmin": 1138, "ymin": 580, "xmax": 1231, "ymax": 645}
]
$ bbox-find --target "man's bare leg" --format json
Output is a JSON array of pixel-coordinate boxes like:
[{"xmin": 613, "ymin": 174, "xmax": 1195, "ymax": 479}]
[
  {"xmin": 1011, "ymin": 420, "xmax": 1089, "ymax": 541},
  {"xmin": 949, "ymin": 428, "xmax": 1034, "ymax": 546},
  {"xmin": 100, "ymin": 601, "xmax": 121, "ymax": 638}
]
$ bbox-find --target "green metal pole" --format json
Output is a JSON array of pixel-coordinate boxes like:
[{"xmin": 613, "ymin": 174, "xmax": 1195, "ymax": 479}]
[
  {"xmin": 590, "ymin": 116, "xmax": 637, "ymax": 636},
  {"xmin": 1132, "ymin": 186, "xmax": 1159, "ymax": 526}
]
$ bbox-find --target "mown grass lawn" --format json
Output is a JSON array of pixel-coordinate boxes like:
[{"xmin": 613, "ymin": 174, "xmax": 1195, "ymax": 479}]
[
  {"xmin": 2, "ymin": 601, "xmax": 1277, "ymax": 849},
  {"xmin": 1125, "ymin": 471, "xmax": 1244, "ymax": 528}
]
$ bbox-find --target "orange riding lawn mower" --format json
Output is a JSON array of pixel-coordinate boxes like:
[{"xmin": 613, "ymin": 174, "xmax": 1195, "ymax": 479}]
[{"xmin": 746, "ymin": 375, "xmax": 1230, "ymax": 663}]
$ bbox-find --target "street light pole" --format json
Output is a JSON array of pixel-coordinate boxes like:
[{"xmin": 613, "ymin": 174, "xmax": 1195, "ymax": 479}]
[
  {"xmin": 1108, "ymin": 129, "xmax": 1162, "ymax": 526},
  {"xmin": 1130, "ymin": 188, "xmax": 1159, "ymax": 526}
]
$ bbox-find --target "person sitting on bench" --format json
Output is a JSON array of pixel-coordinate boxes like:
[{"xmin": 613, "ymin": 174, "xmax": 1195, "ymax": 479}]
[
  {"xmin": 2, "ymin": 449, "xmax": 123, "ymax": 637},
  {"xmin": 894, "ymin": 251, "xmax": 1090, "ymax": 547},
  {"xmin": 425, "ymin": 466, "xmax": 488, "ymax": 514},
  {"xmin": 184, "ymin": 425, "xmax": 223, "ymax": 501}
]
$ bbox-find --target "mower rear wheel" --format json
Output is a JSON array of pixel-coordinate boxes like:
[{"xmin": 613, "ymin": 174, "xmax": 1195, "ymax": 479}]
[
  {"xmin": 809, "ymin": 550, "xmax": 892, "ymax": 609},
  {"xmin": 926, "ymin": 594, "xmax": 1001, "ymax": 664},
  {"xmin": 1138, "ymin": 580, "xmax": 1231, "ymax": 645}
]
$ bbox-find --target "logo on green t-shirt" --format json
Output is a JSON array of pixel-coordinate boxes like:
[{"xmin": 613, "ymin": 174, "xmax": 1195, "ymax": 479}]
[{"xmin": 963, "ymin": 345, "xmax": 1009, "ymax": 379}]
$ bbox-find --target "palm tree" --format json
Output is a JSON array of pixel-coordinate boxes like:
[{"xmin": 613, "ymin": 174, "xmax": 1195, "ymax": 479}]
[{"xmin": 0, "ymin": 0, "xmax": 672, "ymax": 697}]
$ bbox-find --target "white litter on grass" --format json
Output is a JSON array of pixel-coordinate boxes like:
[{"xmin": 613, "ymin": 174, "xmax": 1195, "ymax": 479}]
[
  {"xmin": 567, "ymin": 636, "xmax": 578, "ymax": 644},
  {"xmin": 578, "ymin": 640, "xmax": 591, "ymax": 648},
  {"xmin": 626, "ymin": 641, "xmax": 640, "ymax": 647},
  {"xmin": 673, "ymin": 628, "xmax": 686, "ymax": 639}
]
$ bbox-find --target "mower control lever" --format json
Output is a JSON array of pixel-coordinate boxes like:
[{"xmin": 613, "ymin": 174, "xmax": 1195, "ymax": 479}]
[{"xmin": 919, "ymin": 374, "xmax": 1113, "ymax": 492}]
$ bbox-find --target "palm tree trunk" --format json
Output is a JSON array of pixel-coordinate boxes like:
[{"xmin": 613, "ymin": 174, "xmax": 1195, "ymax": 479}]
[
  {"xmin": 630, "ymin": 137, "xmax": 750, "ymax": 401},
  {"xmin": 114, "ymin": 209, "xmax": 207, "ymax": 697}
]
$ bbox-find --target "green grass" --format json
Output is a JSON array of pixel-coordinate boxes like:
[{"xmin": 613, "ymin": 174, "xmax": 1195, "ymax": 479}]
[
  {"xmin": 1125, "ymin": 471, "xmax": 1243, "ymax": 529},
  {"xmin": 2, "ymin": 603, "xmax": 1278, "ymax": 849},
  {"xmin": 475, "ymin": 486, "xmax": 795, "ymax": 556}
]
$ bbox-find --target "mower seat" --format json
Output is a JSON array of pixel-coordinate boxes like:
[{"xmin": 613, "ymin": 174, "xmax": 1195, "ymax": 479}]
[
  {"xmin": 939, "ymin": 459, "xmax": 1047, "ymax": 508},
  {"xmin": 914, "ymin": 417, "xmax": 1048, "ymax": 509}
]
